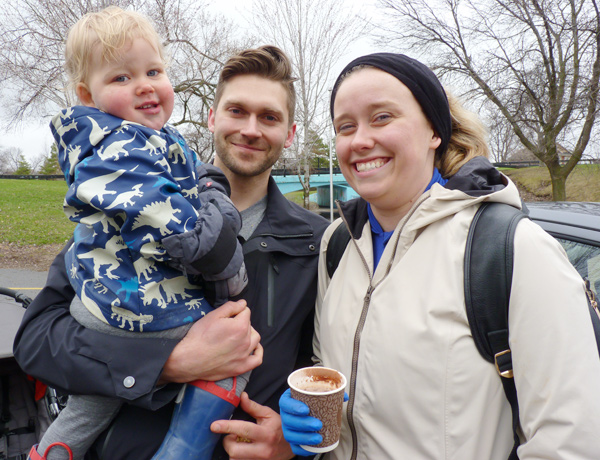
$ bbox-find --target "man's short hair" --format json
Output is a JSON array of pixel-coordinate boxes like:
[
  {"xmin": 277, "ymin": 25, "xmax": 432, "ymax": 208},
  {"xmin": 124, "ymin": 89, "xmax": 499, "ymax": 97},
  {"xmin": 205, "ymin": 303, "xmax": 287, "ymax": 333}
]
[
  {"xmin": 213, "ymin": 45, "xmax": 297, "ymax": 124},
  {"xmin": 65, "ymin": 6, "xmax": 165, "ymax": 96}
]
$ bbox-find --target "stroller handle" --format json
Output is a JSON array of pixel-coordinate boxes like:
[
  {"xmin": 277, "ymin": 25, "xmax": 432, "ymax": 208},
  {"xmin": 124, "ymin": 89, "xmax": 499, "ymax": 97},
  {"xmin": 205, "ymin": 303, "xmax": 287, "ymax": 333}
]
[{"xmin": 0, "ymin": 286, "xmax": 32, "ymax": 309}]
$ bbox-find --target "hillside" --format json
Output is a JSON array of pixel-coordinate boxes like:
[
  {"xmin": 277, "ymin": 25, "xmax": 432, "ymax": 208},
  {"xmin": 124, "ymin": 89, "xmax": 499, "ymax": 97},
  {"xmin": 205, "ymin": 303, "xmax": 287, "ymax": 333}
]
[{"xmin": 502, "ymin": 164, "xmax": 600, "ymax": 202}]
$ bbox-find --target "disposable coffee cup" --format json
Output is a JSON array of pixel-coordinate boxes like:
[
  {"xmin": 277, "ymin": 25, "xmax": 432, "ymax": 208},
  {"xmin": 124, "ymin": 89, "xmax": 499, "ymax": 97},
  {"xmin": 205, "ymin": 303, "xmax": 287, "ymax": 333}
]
[{"xmin": 288, "ymin": 366, "xmax": 347, "ymax": 453}]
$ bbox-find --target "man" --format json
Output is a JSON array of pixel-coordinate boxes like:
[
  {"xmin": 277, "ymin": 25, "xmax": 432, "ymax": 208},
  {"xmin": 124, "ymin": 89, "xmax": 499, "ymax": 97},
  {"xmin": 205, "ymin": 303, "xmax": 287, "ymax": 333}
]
[{"xmin": 14, "ymin": 45, "xmax": 328, "ymax": 460}]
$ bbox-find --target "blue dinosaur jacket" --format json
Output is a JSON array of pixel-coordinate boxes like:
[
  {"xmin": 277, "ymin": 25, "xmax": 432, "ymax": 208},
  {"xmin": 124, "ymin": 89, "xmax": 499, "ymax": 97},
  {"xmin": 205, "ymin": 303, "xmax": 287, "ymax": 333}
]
[{"xmin": 52, "ymin": 106, "xmax": 217, "ymax": 332}]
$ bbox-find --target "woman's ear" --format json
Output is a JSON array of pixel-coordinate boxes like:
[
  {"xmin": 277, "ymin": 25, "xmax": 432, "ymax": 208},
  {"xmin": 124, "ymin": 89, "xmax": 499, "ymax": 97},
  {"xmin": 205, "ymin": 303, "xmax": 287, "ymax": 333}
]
[
  {"xmin": 430, "ymin": 131, "xmax": 442, "ymax": 150},
  {"xmin": 76, "ymin": 82, "xmax": 95, "ymax": 107}
]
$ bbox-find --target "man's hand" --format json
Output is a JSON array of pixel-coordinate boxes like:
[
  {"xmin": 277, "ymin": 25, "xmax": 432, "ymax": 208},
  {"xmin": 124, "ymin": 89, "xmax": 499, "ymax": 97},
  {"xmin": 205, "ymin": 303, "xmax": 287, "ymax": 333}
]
[
  {"xmin": 211, "ymin": 392, "xmax": 295, "ymax": 460},
  {"xmin": 160, "ymin": 300, "xmax": 262, "ymax": 384}
]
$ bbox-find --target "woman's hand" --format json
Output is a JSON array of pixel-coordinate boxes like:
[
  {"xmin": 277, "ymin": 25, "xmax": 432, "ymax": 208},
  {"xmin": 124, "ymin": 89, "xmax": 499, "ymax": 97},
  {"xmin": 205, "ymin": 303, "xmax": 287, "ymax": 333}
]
[{"xmin": 279, "ymin": 388, "xmax": 323, "ymax": 456}]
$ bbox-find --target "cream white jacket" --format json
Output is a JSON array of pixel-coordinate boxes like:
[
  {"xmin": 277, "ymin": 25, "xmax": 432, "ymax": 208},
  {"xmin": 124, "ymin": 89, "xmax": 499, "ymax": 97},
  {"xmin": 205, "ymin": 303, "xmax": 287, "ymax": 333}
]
[{"xmin": 314, "ymin": 159, "xmax": 600, "ymax": 460}]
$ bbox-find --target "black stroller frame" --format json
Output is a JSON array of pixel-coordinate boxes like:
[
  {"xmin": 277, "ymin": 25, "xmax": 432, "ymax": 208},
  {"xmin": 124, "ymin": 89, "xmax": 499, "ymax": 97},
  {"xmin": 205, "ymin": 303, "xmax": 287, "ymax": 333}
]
[{"xmin": 0, "ymin": 287, "xmax": 63, "ymax": 460}]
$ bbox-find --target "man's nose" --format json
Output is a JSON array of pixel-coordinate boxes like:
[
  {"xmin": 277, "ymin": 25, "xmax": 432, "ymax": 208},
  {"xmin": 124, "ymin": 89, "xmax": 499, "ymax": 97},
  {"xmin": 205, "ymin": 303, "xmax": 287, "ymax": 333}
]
[{"xmin": 240, "ymin": 115, "xmax": 261, "ymax": 138}]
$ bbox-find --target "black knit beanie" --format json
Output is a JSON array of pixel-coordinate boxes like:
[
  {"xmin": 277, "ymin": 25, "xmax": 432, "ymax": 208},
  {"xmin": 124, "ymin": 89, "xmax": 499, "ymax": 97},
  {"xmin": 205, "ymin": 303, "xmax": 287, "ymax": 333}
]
[{"xmin": 330, "ymin": 53, "xmax": 452, "ymax": 155}]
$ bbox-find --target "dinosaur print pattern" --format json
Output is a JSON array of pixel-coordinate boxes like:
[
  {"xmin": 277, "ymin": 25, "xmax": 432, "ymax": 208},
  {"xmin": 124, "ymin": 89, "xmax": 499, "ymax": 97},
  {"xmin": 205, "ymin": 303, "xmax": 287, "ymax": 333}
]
[
  {"xmin": 51, "ymin": 106, "xmax": 215, "ymax": 331},
  {"xmin": 131, "ymin": 196, "xmax": 183, "ymax": 236}
]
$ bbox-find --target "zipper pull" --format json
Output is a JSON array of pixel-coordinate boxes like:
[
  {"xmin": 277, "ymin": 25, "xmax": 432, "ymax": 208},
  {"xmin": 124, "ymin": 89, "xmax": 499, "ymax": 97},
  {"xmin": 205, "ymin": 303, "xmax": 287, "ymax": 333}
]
[{"xmin": 364, "ymin": 285, "xmax": 374, "ymax": 304}]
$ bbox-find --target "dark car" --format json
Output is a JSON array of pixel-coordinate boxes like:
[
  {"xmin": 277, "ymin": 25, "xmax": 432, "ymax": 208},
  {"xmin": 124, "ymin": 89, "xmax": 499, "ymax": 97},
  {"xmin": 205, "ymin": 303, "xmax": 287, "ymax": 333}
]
[{"xmin": 526, "ymin": 201, "xmax": 600, "ymax": 297}]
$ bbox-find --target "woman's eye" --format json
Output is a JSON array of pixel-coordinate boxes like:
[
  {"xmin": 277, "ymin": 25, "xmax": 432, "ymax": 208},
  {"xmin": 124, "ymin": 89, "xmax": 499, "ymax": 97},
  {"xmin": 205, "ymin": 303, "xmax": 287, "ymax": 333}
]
[
  {"xmin": 374, "ymin": 113, "xmax": 391, "ymax": 123},
  {"xmin": 336, "ymin": 123, "xmax": 354, "ymax": 133}
]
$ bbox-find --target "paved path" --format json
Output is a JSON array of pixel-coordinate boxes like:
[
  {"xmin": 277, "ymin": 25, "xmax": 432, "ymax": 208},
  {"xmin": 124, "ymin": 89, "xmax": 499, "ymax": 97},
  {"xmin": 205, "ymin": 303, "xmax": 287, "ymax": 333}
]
[
  {"xmin": 0, "ymin": 268, "xmax": 48, "ymax": 299},
  {"xmin": 0, "ymin": 269, "xmax": 48, "ymax": 358}
]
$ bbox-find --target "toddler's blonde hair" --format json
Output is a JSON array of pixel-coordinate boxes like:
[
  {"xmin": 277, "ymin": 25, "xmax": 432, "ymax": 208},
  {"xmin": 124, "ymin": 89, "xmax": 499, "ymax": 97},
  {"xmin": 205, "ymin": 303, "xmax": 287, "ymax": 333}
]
[{"xmin": 65, "ymin": 6, "xmax": 165, "ymax": 95}]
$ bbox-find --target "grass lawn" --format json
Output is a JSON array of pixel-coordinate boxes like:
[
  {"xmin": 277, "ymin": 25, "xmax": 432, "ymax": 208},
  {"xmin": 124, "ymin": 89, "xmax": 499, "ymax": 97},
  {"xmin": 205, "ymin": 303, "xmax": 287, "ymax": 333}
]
[
  {"xmin": 0, "ymin": 165, "xmax": 598, "ymax": 246},
  {"xmin": 0, "ymin": 179, "xmax": 76, "ymax": 245}
]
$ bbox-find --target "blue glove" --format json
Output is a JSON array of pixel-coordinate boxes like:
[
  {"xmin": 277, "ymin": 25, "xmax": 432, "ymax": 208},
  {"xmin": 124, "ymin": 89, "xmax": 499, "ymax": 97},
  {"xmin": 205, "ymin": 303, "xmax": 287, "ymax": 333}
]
[{"xmin": 279, "ymin": 388, "xmax": 323, "ymax": 456}]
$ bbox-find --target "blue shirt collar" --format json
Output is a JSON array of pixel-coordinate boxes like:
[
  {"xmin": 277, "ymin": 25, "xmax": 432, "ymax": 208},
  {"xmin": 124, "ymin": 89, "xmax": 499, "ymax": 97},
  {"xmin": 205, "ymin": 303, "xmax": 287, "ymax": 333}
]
[{"xmin": 368, "ymin": 168, "xmax": 447, "ymax": 269}]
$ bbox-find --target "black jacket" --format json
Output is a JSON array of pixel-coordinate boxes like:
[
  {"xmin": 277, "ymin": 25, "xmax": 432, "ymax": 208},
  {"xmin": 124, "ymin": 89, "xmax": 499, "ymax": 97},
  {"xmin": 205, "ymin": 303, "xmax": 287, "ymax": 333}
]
[{"xmin": 13, "ymin": 176, "xmax": 328, "ymax": 459}]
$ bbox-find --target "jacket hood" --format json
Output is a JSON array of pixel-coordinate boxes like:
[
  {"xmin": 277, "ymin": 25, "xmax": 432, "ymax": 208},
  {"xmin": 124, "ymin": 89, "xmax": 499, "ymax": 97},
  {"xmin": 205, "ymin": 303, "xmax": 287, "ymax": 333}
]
[
  {"xmin": 444, "ymin": 156, "xmax": 507, "ymax": 196},
  {"xmin": 50, "ymin": 106, "xmax": 152, "ymax": 184},
  {"xmin": 338, "ymin": 156, "xmax": 522, "ymax": 238}
]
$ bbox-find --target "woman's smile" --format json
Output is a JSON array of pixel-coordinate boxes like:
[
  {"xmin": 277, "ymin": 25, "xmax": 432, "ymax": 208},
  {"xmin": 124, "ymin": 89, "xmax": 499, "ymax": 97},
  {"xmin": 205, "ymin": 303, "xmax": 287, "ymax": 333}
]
[{"xmin": 355, "ymin": 158, "xmax": 389, "ymax": 173}]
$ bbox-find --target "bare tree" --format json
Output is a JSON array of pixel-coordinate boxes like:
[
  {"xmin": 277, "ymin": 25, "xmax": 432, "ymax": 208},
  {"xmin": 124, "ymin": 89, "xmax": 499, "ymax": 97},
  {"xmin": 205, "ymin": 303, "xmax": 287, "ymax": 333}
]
[
  {"xmin": 0, "ymin": 146, "xmax": 28, "ymax": 174},
  {"xmin": 252, "ymin": 0, "xmax": 368, "ymax": 208},
  {"xmin": 28, "ymin": 153, "xmax": 48, "ymax": 173},
  {"xmin": 150, "ymin": 0, "xmax": 255, "ymax": 160},
  {"xmin": 377, "ymin": 0, "xmax": 600, "ymax": 200},
  {"xmin": 487, "ymin": 112, "xmax": 522, "ymax": 163},
  {"xmin": 0, "ymin": 0, "xmax": 252, "ymax": 161}
]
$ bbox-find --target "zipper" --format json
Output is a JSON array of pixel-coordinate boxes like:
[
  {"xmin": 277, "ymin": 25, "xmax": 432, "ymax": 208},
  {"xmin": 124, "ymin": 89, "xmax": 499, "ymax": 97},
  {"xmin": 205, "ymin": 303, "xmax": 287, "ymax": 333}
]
[
  {"xmin": 347, "ymin": 284, "xmax": 374, "ymax": 459},
  {"xmin": 267, "ymin": 254, "xmax": 279, "ymax": 327},
  {"xmin": 249, "ymin": 232, "xmax": 314, "ymax": 240},
  {"xmin": 245, "ymin": 232, "xmax": 307, "ymax": 327},
  {"xmin": 337, "ymin": 196, "xmax": 430, "ymax": 460},
  {"xmin": 337, "ymin": 204, "xmax": 374, "ymax": 459}
]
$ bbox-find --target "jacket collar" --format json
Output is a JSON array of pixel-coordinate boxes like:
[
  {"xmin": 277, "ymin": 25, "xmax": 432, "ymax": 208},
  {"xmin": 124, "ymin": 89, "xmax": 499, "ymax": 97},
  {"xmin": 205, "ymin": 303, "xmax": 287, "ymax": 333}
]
[
  {"xmin": 206, "ymin": 160, "xmax": 327, "ymax": 241},
  {"xmin": 444, "ymin": 156, "xmax": 507, "ymax": 196},
  {"xmin": 251, "ymin": 176, "xmax": 323, "ymax": 237}
]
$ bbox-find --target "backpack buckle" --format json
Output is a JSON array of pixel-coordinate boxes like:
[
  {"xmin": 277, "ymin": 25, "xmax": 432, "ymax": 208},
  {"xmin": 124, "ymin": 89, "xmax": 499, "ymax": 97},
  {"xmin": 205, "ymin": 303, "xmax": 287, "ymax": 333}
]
[{"xmin": 494, "ymin": 349, "xmax": 514, "ymax": 378}]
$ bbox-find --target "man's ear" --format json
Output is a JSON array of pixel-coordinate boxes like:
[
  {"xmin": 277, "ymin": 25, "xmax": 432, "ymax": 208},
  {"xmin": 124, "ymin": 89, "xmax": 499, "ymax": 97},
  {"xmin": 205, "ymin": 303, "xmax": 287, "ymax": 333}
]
[
  {"xmin": 284, "ymin": 123, "xmax": 297, "ymax": 148},
  {"xmin": 76, "ymin": 82, "xmax": 95, "ymax": 107},
  {"xmin": 208, "ymin": 107, "xmax": 215, "ymax": 133}
]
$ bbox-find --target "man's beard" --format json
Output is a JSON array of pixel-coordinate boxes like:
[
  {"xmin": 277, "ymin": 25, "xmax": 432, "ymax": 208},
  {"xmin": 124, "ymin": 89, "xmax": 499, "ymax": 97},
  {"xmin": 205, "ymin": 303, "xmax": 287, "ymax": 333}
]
[{"xmin": 214, "ymin": 136, "xmax": 281, "ymax": 177}]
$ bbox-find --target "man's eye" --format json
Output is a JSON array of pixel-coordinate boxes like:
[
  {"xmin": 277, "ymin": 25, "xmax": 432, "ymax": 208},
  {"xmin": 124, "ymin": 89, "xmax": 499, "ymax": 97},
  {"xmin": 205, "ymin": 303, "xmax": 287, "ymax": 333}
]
[{"xmin": 264, "ymin": 115, "xmax": 278, "ymax": 122}]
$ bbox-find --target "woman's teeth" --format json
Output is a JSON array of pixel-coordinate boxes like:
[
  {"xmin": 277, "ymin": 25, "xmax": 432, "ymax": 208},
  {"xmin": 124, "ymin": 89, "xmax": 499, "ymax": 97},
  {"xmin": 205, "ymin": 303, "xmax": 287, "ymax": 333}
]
[{"xmin": 356, "ymin": 159, "xmax": 385, "ymax": 172}]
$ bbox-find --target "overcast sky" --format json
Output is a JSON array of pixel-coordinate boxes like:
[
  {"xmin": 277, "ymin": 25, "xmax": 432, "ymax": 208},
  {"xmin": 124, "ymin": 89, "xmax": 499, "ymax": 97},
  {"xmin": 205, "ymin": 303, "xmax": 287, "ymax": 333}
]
[{"xmin": 1, "ymin": 0, "xmax": 384, "ymax": 162}]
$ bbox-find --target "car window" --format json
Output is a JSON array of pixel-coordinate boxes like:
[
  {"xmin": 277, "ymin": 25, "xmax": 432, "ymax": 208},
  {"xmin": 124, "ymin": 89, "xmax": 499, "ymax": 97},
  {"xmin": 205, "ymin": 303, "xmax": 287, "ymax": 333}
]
[{"xmin": 557, "ymin": 238, "xmax": 600, "ymax": 297}]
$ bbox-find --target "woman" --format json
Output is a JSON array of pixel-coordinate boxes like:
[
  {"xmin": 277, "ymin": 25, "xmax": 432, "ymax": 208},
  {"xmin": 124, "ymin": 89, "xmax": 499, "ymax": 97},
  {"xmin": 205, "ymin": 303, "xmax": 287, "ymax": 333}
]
[{"xmin": 279, "ymin": 53, "xmax": 600, "ymax": 459}]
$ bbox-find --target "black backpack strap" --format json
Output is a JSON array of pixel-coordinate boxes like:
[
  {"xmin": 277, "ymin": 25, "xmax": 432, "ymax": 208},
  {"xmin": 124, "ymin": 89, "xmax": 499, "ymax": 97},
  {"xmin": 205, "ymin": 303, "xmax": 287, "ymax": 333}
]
[
  {"xmin": 326, "ymin": 223, "xmax": 351, "ymax": 279},
  {"xmin": 464, "ymin": 202, "xmax": 528, "ymax": 460}
]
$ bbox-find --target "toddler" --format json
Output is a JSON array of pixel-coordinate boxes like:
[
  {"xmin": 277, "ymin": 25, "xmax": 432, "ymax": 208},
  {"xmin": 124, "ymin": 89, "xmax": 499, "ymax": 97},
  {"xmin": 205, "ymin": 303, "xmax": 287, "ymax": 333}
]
[{"xmin": 30, "ymin": 6, "xmax": 249, "ymax": 460}]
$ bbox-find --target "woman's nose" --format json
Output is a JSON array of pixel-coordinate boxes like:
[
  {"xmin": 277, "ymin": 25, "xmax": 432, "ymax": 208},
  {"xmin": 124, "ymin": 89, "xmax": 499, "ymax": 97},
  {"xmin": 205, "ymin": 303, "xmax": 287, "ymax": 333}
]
[{"xmin": 350, "ymin": 125, "xmax": 374, "ymax": 151}]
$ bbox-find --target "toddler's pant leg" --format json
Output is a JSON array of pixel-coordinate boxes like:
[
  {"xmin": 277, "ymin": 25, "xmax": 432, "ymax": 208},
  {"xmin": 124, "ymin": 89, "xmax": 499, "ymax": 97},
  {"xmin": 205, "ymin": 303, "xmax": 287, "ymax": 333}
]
[
  {"xmin": 36, "ymin": 395, "xmax": 122, "ymax": 460},
  {"xmin": 213, "ymin": 370, "xmax": 251, "ymax": 397}
]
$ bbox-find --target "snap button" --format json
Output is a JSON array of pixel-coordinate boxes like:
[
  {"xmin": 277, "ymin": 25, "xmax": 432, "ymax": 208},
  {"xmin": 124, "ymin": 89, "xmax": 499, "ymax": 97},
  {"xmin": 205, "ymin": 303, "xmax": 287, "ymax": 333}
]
[
  {"xmin": 123, "ymin": 376, "xmax": 136, "ymax": 388},
  {"xmin": 260, "ymin": 242, "xmax": 268, "ymax": 248},
  {"xmin": 309, "ymin": 244, "xmax": 316, "ymax": 251}
]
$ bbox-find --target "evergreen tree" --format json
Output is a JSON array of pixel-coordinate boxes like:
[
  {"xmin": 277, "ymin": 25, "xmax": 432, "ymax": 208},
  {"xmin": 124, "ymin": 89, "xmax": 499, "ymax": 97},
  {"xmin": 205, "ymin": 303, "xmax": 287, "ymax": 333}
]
[
  {"xmin": 14, "ymin": 155, "xmax": 31, "ymax": 174},
  {"xmin": 39, "ymin": 144, "xmax": 61, "ymax": 175}
]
